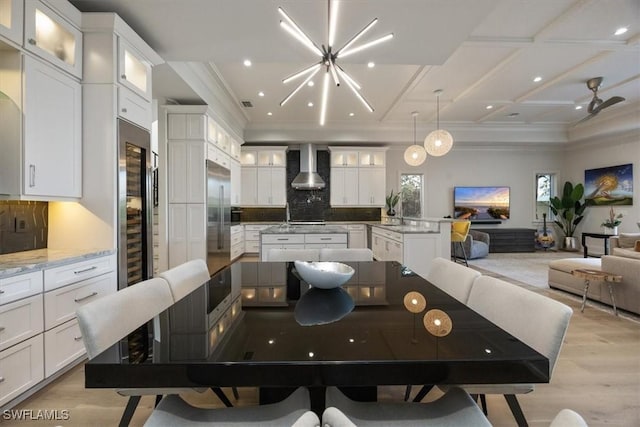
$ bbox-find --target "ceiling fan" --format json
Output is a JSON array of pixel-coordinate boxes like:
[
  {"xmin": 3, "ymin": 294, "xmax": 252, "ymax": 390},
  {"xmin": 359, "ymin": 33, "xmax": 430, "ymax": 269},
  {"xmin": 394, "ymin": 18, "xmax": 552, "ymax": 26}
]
[{"xmin": 576, "ymin": 77, "xmax": 625, "ymax": 124}]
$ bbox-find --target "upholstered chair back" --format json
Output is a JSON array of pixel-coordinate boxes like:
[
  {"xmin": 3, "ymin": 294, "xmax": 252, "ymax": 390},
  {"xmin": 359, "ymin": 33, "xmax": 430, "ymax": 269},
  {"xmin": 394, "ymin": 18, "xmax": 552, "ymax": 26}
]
[
  {"xmin": 427, "ymin": 257, "xmax": 481, "ymax": 304},
  {"xmin": 159, "ymin": 259, "xmax": 211, "ymax": 303}
]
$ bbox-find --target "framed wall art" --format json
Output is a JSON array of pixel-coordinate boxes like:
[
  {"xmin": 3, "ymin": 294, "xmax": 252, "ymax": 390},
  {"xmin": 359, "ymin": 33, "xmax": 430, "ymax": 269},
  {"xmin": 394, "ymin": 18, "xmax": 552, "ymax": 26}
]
[{"xmin": 584, "ymin": 163, "xmax": 633, "ymax": 206}]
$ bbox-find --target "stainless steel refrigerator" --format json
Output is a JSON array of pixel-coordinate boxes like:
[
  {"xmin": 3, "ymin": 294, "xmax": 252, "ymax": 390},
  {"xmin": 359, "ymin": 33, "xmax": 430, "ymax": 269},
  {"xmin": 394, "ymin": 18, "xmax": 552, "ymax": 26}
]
[{"xmin": 206, "ymin": 160, "xmax": 231, "ymax": 274}]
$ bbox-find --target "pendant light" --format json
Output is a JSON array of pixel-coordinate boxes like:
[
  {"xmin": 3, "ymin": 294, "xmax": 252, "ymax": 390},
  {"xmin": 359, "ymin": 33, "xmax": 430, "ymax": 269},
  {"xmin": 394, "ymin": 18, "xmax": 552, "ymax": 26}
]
[
  {"xmin": 404, "ymin": 111, "xmax": 427, "ymax": 166},
  {"xmin": 424, "ymin": 89, "xmax": 453, "ymax": 156}
]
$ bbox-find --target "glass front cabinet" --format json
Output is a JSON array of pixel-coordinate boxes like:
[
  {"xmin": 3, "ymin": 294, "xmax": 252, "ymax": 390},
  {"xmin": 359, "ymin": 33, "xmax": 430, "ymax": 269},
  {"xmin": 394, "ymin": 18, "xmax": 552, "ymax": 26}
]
[{"xmin": 0, "ymin": 0, "xmax": 23, "ymax": 45}]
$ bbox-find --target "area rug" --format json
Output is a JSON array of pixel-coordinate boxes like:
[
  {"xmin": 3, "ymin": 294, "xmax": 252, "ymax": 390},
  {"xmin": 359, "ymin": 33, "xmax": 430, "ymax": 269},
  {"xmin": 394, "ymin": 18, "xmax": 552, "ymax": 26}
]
[{"xmin": 467, "ymin": 250, "xmax": 578, "ymax": 289}]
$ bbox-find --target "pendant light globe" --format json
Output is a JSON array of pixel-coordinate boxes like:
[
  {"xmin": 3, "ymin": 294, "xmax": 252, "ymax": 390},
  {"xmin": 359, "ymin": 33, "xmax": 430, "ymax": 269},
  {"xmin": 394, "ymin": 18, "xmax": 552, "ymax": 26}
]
[
  {"xmin": 424, "ymin": 89, "xmax": 453, "ymax": 156},
  {"xmin": 404, "ymin": 111, "xmax": 427, "ymax": 166}
]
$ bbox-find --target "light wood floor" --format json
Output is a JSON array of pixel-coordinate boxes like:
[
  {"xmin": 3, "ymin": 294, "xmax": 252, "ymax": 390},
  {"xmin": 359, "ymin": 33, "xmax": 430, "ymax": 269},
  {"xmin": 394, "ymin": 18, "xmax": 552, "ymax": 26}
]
[{"xmin": 6, "ymin": 260, "xmax": 640, "ymax": 426}]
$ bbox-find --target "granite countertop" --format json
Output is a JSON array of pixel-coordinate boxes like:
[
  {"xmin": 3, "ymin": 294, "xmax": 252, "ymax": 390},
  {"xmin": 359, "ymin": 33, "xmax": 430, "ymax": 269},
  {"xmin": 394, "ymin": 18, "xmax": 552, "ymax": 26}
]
[
  {"xmin": 262, "ymin": 224, "xmax": 348, "ymax": 234},
  {"xmin": 370, "ymin": 224, "xmax": 442, "ymax": 234},
  {"xmin": 0, "ymin": 248, "xmax": 115, "ymax": 279}
]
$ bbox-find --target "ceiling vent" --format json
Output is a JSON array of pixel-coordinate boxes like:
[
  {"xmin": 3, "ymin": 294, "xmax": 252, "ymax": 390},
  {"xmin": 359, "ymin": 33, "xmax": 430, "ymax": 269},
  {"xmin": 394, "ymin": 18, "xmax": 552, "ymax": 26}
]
[{"xmin": 241, "ymin": 101, "xmax": 253, "ymax": 108}]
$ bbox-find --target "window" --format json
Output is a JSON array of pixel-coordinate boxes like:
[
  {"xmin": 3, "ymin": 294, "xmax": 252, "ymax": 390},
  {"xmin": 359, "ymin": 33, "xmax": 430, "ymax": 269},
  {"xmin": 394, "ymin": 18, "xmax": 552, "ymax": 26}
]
[
  {"xmin": 535, "ymin": 172, "xmax": 556, "ymax": 221},
  {"xmin": 400, "ymin": 174, "xmax": 423, "ymax": 218}
]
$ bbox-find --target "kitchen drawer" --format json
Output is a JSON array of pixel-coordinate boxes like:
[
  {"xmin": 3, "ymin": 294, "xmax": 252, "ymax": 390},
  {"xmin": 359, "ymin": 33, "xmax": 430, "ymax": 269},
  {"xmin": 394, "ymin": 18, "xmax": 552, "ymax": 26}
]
[
  {"xmin": 44, "ymin": 271, "xmax": 116, "ymax": 330},
  {"xmin": 0, "ymin": 334, "xmax": 44, "ymax": 407},
  {"xmin": 44, "ymin": 319, "xmax": 85, "ymax": 378},
  {"xmin": 305, "ymin": 234, "xmax": 348, "ymax": 244},
  {"xmin": 375, "ymin": 229, "xmax": 403, "ymax": 242},
  {"xmin": 0, "ymin": 271, "xmax": 43, "ymax": 306},
  {"xmin": 245, "ymin": 231, "xmax": 260, "ymax": 241},
  {"xmin": 261, "ymin": 243, "xmax": 305, "ymax": 260},
  {"xmin": 231, "ymin": 242, "xmax": 244, "ymax": 260},
  {"xmin": 0, "ymin": 294, "xmax": 44, "ymax": 352},
  {"xmin": 262, "ymin": 234, "xmax": 305, "ymax": 244},
  {"xmin": 44, "ymin": 254, "xmax": 115, "ymax": 292},
  {"xmin": 244, "ymin": 224, "xmax": 272, "ymax": 232},
  {"xmin": 305, "ymin": 243, "xmax": 348, "ymax": 249},
  {"xmin": 231, "ymin": 232, "xmax": 244, "ymax": 246},
  {"xmin": 230, "ymin": 225, "xmax": 243, "ymax": 235},
  {"xmin": 245, "ymin": 241, "xmax": 260, "ymax": 253},
  {"xmin": 118, "ymin": 86, "xmax": 151, "ymax": 130},
  {"xmin": 347, "ymin": 224, "xmax": 366, "ymax": 231}
]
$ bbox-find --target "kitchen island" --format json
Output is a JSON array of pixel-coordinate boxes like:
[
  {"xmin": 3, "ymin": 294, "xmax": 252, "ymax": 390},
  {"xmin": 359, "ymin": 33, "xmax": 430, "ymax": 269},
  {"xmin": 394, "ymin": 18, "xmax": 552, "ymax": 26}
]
[
  {"xmin": 371, "ymin": 218, "xmax": 452, "ymax": 278},
  {"xmin": 260, "ymin": 224, "xmax": 348, "ymax": 261}
]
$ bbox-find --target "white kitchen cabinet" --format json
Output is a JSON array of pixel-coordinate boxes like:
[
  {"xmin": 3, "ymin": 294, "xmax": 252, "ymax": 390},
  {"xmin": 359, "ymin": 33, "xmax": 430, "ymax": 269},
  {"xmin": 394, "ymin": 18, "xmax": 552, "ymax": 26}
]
[
  {"xmin": 244, "ymin": 224, "xmax": 272, "ymax": 253},
  {"xmin": 43, "ymin": 254, "xmax": 116, "ymax": 292},
  {"xmin": 0, "ymin": 0, "xmax": 23, "ymax": 45},
  {"xmin": 24, "ymin": 0, "xmax": 82, "ymax": 78},
  {"xmin": 168, "ymin": 113, "xmax": 206, "ymax": 140},
  {"xmin": 347, "ymin": 224, "xmax": 366, "ymax": 248},
  {"xmin": 0, "ymin": 334, "xmax": 44, "ymax": 406},
  {"xmin": 0, "ymin": 271, "xmax": 43, "ymax": 306},
  {"xmin": 23, "ymin": 55, "xmax": 81, "ymax": 198},
  {"xmin": 330, "ymin": 149, "xmax": 359, "ymax": 167},
  {"xmin": 118, "ymin": 38, "xmax": 152, "ymax": 100},
  {"xmin": 230, "ymin": 159, "xmax": 241, "ymax": 206},
  {"xmin": 330, "ymin": 168, "xmax": 359, "ymax": 206},
  {"xmin": 257, "ymin": 167, "xmax": 286, "ymax": 206},
  {"xmin": 117, "ymin": 86, "xmax": 151, "ymax": 129},
  {"xmin": 358, "ymin": 168, "xmax": 386, "ymax": 206},
  {"xmin": 358, "ymin": 148, "xmax": 386, "ymax": 167},
  {"xmin": 241, "ymin": 167, "xmax": 258, "ymax": 206},
  {"xmin": 168, "ymin": 203, "xmax": 206, "ymax": 268},
  {"xmin": 372, "ymin": 228, "xmax": 403, "ymax": 263},
  {"xmin": 257, "ymin": 150, "xmax": 286, "ymax": 167},
  {"xmin": 168, "ymin": 140, "xmax": 205, "ymax": 204},
  {"xmin": 0, "ymin": 294, "xmax": 43, "ymax": 352},
  {"xmin": 260, "ymin": 232, "xmax": 348, "ymax": 260},
  {"xmin": 228, "ymin": 138, "xmax": 241, "ymax": 162},
  {"xmin": 230, "ymin": 225, "xmax": 244, "ymax": 260},
  {"xmin": 43, "ymin": 318, "xmax": 84, "ymax": 378}
]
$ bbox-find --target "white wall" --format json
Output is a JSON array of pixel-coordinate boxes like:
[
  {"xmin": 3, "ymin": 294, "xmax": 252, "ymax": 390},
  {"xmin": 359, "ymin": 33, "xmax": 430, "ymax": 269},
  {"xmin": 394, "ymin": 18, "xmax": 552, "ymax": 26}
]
[
  {"xmin": 385, "ymin": 145, "xmax": 565, "ymax": 228},
  {"xmin": 562, "ymin": 134, "xmax": 639, "ymax": 235}
]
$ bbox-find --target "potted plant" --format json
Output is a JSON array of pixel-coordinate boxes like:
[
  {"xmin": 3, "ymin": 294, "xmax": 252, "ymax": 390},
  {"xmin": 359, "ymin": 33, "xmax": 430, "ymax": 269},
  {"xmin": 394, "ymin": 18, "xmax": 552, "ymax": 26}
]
[
  {"xmin": 601, "ymin": 207, "xmax": 623, "ymax": 235},
  {"xmin": 385, "ymin": 190, "xmax": 400, "ymax": 216},
  {"xmin": 549, "ymin": 181, "xmax": 588, "ymax": 250}
]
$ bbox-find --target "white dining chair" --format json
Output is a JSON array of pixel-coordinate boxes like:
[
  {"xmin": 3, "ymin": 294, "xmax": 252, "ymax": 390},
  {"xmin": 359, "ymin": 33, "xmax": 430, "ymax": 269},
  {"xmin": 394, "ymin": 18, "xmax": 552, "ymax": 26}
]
[
  {"xmin": 440, "ymin": 275, "xmax": 573, "ymax": 426},
  {"xmin": 319, "ymin": 248, "xmax": 373, "ymax": 262},
  {"xmin": 267, "ymin": 248, "xmax": 320, "ymax": 261},
  {"xmin": 76, "ymin": 277, "xmax": 176, "ymax": 426},
  {"xmin": 426, "ymin": 257, "xmax": 481, "ymax": 304},
  {"xmin": 550, "ymin": 409, "xmax": 588, "ymax": 427},
  {"xmin": 144, "ymin": 387, "xmax": 319, "ymax": 426},
  {"xmin": 322, "ymin": 386, "xmax": 491, "ymax": 426},
  {"xmin": 159, "ymin": 258, "xmax": 211, "ymax": 303}
]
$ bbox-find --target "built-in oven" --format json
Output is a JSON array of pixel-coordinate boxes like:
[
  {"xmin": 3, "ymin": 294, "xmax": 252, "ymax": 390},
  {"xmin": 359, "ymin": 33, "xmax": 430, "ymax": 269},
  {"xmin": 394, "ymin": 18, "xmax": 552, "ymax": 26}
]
[{"xmin": 230, "ymin": 206, "xmax": 242, "ymax": 226}]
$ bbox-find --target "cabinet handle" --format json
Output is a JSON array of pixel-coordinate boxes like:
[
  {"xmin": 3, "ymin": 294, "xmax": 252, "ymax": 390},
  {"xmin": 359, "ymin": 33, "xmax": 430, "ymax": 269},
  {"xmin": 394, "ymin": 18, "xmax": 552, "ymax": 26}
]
[
  {"xmin": 29, "ymin": 164, "xmax": 36, "ymax": 187},
  {"xmin": 121, "ymin": 108, "xmax": 128, "ymax": 113},
  {"xmin": 0, "ymin": 377, "xmax": 4, "ymax": 383},
  {"xmin": 28, "ymin": 38, "xmax": 36, "ymax": 45},
  {"xmin": 74, "ymin": 291, "xmax": 98, "ymax": 303},
  {"xmin": 0, "ymin": 326, "xmax": 5, "ymax": 332},
  {"xmin": 121, "ymin": 74, "xmax": 127, "ymax": 80},
  {"xmin": 276, "ymin": 238, "xmax": 289, "ymax": 241},
  {"xmin": 320, "ymin": 238, "xmax": 332, "ymax": 241},
  {"xmin": 74, "ymin": 336, "xmax": 83, "ymax": 341},
  {"xmin": 0, "ymin": 290, "xmax": 4, "ymax": 294},
  {"xmin": 74, "ymin": 266, "xmax": 97, "ymax": 275}
]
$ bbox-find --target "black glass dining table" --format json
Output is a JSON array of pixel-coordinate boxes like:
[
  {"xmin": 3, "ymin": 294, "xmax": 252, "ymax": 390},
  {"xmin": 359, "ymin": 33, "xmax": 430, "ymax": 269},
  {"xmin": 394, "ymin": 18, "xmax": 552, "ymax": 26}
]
[{"xmin": 85, "ymin": 261, "xmax": 548, "ymax": 411}]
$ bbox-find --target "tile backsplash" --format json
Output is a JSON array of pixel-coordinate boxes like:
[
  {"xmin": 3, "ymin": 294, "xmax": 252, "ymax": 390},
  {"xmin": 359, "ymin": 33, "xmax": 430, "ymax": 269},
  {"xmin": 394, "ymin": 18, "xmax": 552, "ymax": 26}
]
[{"xmin": 0, "ymin": 201, "xmax": 48, "ymax": 254}]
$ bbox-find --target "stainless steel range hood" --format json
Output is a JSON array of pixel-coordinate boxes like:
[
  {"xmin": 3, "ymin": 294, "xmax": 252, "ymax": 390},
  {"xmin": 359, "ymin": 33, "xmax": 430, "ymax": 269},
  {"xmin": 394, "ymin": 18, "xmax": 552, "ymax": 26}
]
[{"xmin": 291, "ymin": 143, "xmax": 326, "ymax": 190}]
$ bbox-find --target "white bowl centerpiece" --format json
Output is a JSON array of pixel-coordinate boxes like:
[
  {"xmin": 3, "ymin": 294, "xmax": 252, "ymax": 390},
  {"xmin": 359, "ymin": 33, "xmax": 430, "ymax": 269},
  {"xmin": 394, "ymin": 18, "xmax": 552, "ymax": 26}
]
[{"xmin": 293, "ymin": 261, "xmax": 355, "ymax": 289}]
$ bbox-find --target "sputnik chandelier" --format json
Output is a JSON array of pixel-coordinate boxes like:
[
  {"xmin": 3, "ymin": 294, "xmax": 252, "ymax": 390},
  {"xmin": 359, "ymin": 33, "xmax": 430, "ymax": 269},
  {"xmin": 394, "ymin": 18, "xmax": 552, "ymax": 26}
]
[{"xmin": 278, "ymin": 0, "xmax": 393, "ymax": 125}]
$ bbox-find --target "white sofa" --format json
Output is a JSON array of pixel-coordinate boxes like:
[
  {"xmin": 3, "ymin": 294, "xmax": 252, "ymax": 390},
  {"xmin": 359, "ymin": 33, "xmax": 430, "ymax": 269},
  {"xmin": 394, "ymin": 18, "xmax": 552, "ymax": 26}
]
[{"xmin": 548, "ymin": 234, "xmax": 640, "ymax": 315}]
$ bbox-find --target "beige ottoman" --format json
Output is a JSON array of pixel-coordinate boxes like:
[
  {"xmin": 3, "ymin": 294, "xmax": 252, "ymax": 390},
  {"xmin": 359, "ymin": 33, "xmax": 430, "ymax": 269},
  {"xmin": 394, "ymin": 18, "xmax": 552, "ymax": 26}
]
[{"xmin": 548, "ymin": 258, "xmax": 602, "ymax": 299}]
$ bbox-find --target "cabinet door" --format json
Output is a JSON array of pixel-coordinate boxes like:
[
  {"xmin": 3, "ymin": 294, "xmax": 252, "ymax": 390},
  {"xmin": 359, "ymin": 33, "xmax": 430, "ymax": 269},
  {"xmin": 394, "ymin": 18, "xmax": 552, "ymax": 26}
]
[
  {"xmin": 358, "ymin": 168, "xmax": 385, "ymax": 206},
  {"xmin": 240, "ymin": 167, "xmax": 257, "ymax": 206},
  {"xmin": 330, "ymin": 168, "xmax": 346, "ymax": 206},
  {"xmin": 168, "ymin": 141, "xmax": 205, "ymax": 204},
  {"xmin": 118, "ymin": 39, "xmax": 152, "ymax": 101},
  {"xmin": 256, "ymin": 168, "xmax": 272, "ymax": 205},
  {"xmin": 23, "ymin": 56, "xmax": 81, "ymax": 198},
  {"xmin": 118, "ymin": 86, "xmax": 151, "ymax": 130},
  {"xmin": 230, "ymin": 160, "xmax": 241, "ymax": 206},
  {"xmin": 0, "ymin": 0, "xmax": 23, "ymax": 45},
  {"xmin": 269, "ymin": 167, "xmax": 287, "ymax": 206},
  {"xmin": 168, "ymin": 203, "xmax": 206, "ymax": 268},
  {"xmin": 23, "ymin": 0, "xmax": 82, "ymax": 78},
  {"xmin": 0, "ymin": 334, "xmax": 44, "ymax": 406}
]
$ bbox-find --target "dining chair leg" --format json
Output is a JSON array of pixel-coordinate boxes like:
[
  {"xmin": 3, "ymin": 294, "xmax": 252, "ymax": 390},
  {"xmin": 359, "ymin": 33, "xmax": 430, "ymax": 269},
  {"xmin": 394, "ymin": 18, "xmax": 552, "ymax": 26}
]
[
  {"xmin": 479, "ymin": 394, "xmax": 488, "ymax": 415},
  {"xmin": 232, "ymin": 386, "xmax": 240, "ymax": 400},
  {"xmin": 404, "ymin": 385, "xmax": 412, "ymax": 401},
  {"xmin": 118, "ymin": 395, "xmax": 141, "ymax": 427},
  {"xmin": 411, "ymin": 384, "xmax": 433, "ymax": 402},
  {"xmin": 211, "ymin": 387, "xmax": 234, "ymax": 407},
  {"xmin": 154, "ymin": 394, "xmax": 162, "ymax": 407},
  {"xmin": 504, "ymin": 394, "xmax": 528, "ymax": 427}
]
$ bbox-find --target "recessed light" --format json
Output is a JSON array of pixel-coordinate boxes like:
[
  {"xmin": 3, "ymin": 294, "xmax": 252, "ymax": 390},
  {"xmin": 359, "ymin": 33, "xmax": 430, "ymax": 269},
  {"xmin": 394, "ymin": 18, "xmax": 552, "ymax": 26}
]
[
  {"xmin": 614, "ymin": 27, "xmax": 628, "ymax": 36},
  {"xmin": 243, "ymin": 59, "xmax": 252, "ymax": 67},
  {"xmin": 367, "ymin": 62, "xmax": 375, "ymax": 68},
  {"xmin": 349, "ymin": 112, "xmax": 355, "ymax": 117},
  {"xmin": 486, "ymin": 105, "xmax": 493, "ymax": 110},
  {"xmin": 575, "ymin": 105, "xmax": 583, "ymax": 110},
  {"xmin": 308, "ymin": 352, "xmax": 315, "ymax": 358},
  {"xmin": 258, "ymin": 91, "xmax": 265, "ymax": 97},
  {"xmin": 267, "ymin": 112, "xmax": 273, "ymax": 116},
  {"xmin": 307, "ymin": 81, "xmax": 314, "ymax": 87},
  {"xmin": 307, "ymin": 102, "xmax": 314, "ymax": 107},
  {"xmin": 533, "ymin": 76, "xmax": 542, "ymax": 83}
]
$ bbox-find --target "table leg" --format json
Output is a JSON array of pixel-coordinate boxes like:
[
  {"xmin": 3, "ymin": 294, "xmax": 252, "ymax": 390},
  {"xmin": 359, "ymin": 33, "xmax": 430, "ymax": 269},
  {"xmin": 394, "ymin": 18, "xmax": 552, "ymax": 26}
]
[
  {"xmin": 580, "ymin": 280, "xmax": 590, "ymax": 313},
  {"xmin": 607, "ymin": 283, "xmax": 618, "ymax": 316}
]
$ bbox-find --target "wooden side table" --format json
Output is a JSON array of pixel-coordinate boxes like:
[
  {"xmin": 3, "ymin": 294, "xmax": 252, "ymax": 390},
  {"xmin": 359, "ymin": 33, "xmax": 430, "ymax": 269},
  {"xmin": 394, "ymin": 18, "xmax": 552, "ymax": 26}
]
[{"xmin": 571, "ymin": 268, "xmax": 623, "ymax": 315}]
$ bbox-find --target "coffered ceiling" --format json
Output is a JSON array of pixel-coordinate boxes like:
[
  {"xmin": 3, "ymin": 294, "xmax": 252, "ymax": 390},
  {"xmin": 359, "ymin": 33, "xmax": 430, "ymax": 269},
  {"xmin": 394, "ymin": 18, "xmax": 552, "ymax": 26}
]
[{"xmin": 70, "ymin": 0, "xmax": 640, "ymax": 145}]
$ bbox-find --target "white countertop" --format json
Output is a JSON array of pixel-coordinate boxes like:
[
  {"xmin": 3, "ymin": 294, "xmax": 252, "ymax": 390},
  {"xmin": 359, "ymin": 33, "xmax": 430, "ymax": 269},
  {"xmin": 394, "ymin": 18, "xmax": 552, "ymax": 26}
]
[{"xmin": 0, "ymin": 248, "xmax": 115, "ymax": 279}]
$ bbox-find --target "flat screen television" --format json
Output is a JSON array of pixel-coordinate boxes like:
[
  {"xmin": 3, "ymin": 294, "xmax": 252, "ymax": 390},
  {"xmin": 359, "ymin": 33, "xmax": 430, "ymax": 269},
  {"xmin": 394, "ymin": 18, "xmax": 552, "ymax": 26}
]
[{"xmin": 454, "ymin": 186, "xmax": 510, "ymax": 220}]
